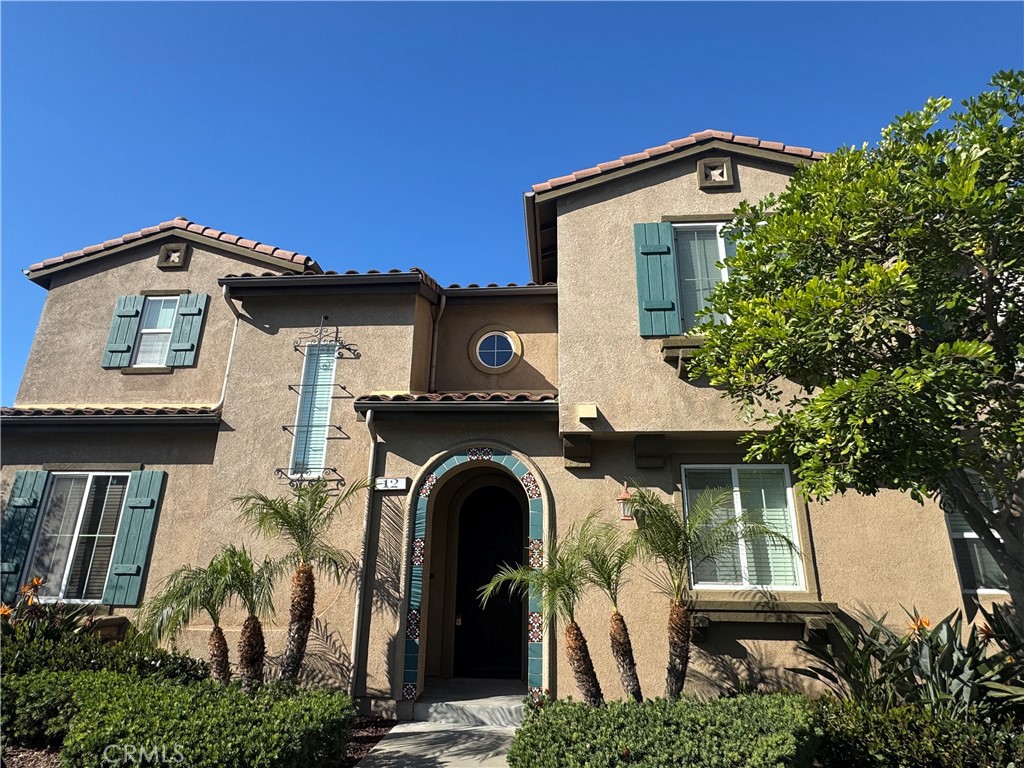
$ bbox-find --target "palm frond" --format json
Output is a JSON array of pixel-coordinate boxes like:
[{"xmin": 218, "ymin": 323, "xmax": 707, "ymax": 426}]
[
  {"xmin": 138, "ymin": 560, "xmax": 232, "ymax": 641},
  {"xmin": 217, "ymin": 545, "xmax": 277, "ymax": 620},
  {"xmin": 575, "ymin": 512, "xmax": 635, "ymax": 610}
]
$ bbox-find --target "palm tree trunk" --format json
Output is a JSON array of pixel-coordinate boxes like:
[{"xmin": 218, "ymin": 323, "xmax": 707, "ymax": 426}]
[
  {"xmin": 208, "ymin": 625, "xmax": 230, "ymax": 684},
  {"xmin": 239, "ymin": 615, "xmax": 266, "ymax": 693},
  {"xmin": 281, "ymin": 563, "xmax": 315, "ymax": 682},
  {"xmin": 610, "ymin": 610, "xmax": 642, "ymax": 703},
  {"xmin": 565, "ymin": 619, "xmax": 604, "ymax": 706},
  {"xmin": 665, "ymin": 599, "xmax": 691, "ymax": 700}
]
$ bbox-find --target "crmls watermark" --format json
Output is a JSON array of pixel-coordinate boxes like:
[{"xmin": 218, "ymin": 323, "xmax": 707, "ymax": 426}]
[{"xmin": 102, "ymin": 744, "xmax": 186, "ymax": 765}]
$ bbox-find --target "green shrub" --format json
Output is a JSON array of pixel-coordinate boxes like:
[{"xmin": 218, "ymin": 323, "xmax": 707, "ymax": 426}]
[
  {"xmin": 1, "ymin": 625, "xmax": 208, "ymax": 683},
  {"xmin": 507, "ymin": 694, "xmax": 818, "ymax": 768},
  {"xmin": 62, "ymin": 674, "xmax": 355, "ymax": 768},
  {"xmin": 815, "ymin": 698, "xmax": 1024, "ymax": 768}
]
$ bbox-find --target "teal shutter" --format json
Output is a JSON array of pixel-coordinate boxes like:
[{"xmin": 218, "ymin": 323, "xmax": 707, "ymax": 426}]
[
  {"xmin": 102, "ymin": 470, "xmax": 165, "ymax": 606},
  {"xmin": 290, "ymin": 344, "xmax": 338, "ymax": 475},
  {"xmin": 1, "ymin": 471, "xmax": 48, "ymax": 603},
  {"xmin": 165, "ymin": 293, "xmax": 208, "ymax": 367},
  {"xmin": 634, "ymin": 223, "xmax": 682, "ymax": 337},
  {"xmin": 101, "ymin": 295, "xmax": 144, "ymax": 368}
]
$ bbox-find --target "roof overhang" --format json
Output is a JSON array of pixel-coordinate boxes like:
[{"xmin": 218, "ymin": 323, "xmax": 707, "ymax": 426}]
[
  {"xmin": 354, "ymin": 393, "xmax": 558, "ymax": 420},
  {"xmin": 219, "ymin": 271, "xmax": 441, "ymax": 303},
  {"xmin": 0, "ymin": 409, "xmax": 222, "ymax": 427}
]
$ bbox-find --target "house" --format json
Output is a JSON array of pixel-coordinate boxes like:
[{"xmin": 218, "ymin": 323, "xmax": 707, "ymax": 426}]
[{"xmin": 1, "ymin": 129, "xmax": 1005, "ymax": 715}]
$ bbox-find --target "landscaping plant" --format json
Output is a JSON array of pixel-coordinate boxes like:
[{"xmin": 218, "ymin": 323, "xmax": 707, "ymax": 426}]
[
  {"xmin": 481, "ymin": 530, "xmax": 604, "ymax": 706},
  {"xmin": 576, "ymin": 513, "xmax": 642, "ymax": 702},
  {"xmin": 235, "ymin": 478, "xmax": 367, "ymax": 682},
  {"xmin": 220, "ymin": 544, "xmax": 276, "ymax": 693}
]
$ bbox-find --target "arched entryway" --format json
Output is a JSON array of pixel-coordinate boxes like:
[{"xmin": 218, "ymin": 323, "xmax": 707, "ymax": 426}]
[{"xmin": 401, "ymin": 446, "xmax": 546, "ymax": 702}]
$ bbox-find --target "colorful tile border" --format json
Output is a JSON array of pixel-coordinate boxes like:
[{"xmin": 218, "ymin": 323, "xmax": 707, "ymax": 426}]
[{"xmin": 402, "ymin": 447, "xmax": 545, "ymax": 702}]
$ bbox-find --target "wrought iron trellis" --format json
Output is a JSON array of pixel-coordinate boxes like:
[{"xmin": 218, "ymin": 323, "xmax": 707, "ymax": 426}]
[{"xmin": 292, "ymin": 315, "xmax": 361, "ymax": 359}]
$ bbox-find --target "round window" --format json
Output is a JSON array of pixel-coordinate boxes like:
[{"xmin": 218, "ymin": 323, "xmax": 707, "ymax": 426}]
[{"xmin": 476, "ymin": 332, "xmax": 515, "ymax": 369}]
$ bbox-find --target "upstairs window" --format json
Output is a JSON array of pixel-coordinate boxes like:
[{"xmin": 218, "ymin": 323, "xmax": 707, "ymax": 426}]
[
  {"xmin": 290, "ymin": 343, "xmax": 338, "ymax": 478},
  {"xmin": 101, "ymin": 293, "xmax": 209, "ymax": 370},
  {"xmin": 633, "ymin": 222, "xmax": 735, "ymax": 337},
  {"xmin": 946, "ymin": 477, "xmax": 1008, "ymax": 593}
]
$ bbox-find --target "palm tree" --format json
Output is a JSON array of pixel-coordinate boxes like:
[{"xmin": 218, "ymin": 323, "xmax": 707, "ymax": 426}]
[
  {"xmin": 220, "ymin": 544, "xmax": 276, "ymax": 693},
  {"xmin": 234, "ymin": 479, "xmax": 367, "ymax": 682},
  {"xmin": 480, "ymin": 531, "xmax": 604, "ymax": 707},
  {"xmin": 630, "ymin": 487, "xmax": 790, "ymax": 700},
  {"xmin": 139, "ymin": 555, "xmax": 234, "ymax": 683},
  {"xmin": 577, "ymin": 514, "xmax": 642, "ymax": 702}
]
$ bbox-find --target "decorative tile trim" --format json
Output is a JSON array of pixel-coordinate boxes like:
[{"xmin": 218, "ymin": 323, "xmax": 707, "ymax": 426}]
[
  {"xmin": 411, "ymin": 538, "xmax": 425, "ymax": 566},
  {"xmin": 406, "ymin": 609, "xmax": 420, "ymax": 640},
  {"xmin": 403, "ymin": 446, "xmax": 545, "ymax": 702},
  {"xmin": 528, "ymin": 611, "xmax": 543, "ymax": 643},
  {"xmin": 528, "ymin": 538, "xmax": 544, "ymax": 569}
]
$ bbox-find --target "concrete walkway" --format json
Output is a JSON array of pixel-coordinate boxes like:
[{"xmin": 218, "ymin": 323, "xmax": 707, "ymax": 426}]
[{"xmin": 357, "ymin": 679, "xmax": 524, "ymax": 768}]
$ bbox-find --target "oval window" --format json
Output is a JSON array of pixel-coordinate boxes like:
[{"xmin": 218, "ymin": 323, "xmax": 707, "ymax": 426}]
[{"xmin": 476, "ymin": 332, "xmax": 515, "ymax": 369}]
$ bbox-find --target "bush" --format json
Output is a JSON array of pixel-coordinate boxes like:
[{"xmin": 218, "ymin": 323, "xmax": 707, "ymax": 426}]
[
  {"xmin": 62, "ymin": 674, "xmax": 355, "ymax": 768},
  {"xmin": 507, "ymin": 694, "xmax": 818, "ymax": 768},
  {"xmin": 0, "ymin": 670, "xmax": 121, "ymax": 749},
  {"xmin": 1, "ymin": 626, "xmax": 208, "ymax": 683},
  {"xmin": 815, "ymin": 698, "xmax": 1024, "ymax": 768}
]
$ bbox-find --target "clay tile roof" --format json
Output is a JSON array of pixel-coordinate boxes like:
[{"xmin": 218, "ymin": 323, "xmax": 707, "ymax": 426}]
[
  {"xmin": 1, "ymin": 405, "xmax": 219, "ymax": 418},
  {"xmin": 26, "ymin": 216, "xmax": 321, "ymax": 276},
  {"xmin": 531, "ymin": 129, "xmax": 828, "ymax": 193},
  {"xmin": 218, "ymin": 267, "xmax": 444, "ymax": 296},
  {"xmin": 355, "ymin": 392, "xmax": 557, "ymax": 403}
]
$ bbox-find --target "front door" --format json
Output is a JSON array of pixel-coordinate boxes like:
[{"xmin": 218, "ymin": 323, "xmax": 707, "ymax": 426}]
[{"xmin": 453, "ymin": 485, "xmax": 524, "ymax": 678}]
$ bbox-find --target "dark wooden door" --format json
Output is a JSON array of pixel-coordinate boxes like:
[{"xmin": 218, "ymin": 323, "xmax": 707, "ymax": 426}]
[{"xmin": 453, "ymin": 485, "xmax": 524, "ymax": 679}]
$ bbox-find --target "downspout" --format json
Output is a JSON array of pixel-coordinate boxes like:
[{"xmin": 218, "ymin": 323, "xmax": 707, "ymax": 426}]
[
  {"xmin": 212, "ymin": 285, "xmax": 242, "ymax": 412},
  {"xmin": 350, "ymin": 408, "xmax": 377, "ymax": 698},
  {"xmin": 427, "ymin": 294, "xmax": 447, "ymax": 393}
]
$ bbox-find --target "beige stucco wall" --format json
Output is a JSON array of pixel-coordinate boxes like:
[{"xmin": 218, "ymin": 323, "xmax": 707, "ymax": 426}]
[
  {"xmin": 16, "ymin": 242, "xmax": 289, "ymax": 408},
  {"xmin": 554, "ymin": 155, "xmax": 797, "ymax": 434},
  {"xmin": 433, "ymin": 300, "xmax": 557, "ymax": 393}
]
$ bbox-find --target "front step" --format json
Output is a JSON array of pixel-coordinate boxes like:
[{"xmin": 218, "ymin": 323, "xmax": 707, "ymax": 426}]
[{"xmin": 414, "ymin": 679, "xmax": 526, "ymax": 727}]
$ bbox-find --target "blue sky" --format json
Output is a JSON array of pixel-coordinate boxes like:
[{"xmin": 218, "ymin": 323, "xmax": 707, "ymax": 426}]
[{"xmin": 2, "ymin": 1, "xmax": 1022, "ymax": 405}]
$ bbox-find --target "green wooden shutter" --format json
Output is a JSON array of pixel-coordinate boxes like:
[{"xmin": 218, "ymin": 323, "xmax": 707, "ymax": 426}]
[
  {"xmin": 290, "ymin": 344, "xmax": 338, "ymax": 475},
  {"xmin": 165, "ymin": 293, "xmax": 209, "ymax": 367},
  {"xmin": 1, "ymin": 471, "xmax": 48, "ymax": 603},
  {"xmin": 102, "ymin": 470, "xmax": 165, "ymax": 606},
  {"xmin": 634, "ymin": 223, "xmax": 682, "ymax": 337},
  {"xmin": 101, "ymin": 295, "xmax": 144, "ymax": 368}
]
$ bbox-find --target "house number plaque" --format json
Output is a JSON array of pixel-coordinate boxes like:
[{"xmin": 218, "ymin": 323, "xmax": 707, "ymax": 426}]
[{"xmin": 374, "ymin": 477, "xmax": 409, "ymax": 492}]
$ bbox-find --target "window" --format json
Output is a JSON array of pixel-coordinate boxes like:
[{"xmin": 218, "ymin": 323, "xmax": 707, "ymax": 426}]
[
  {"xmin": 674, "ymin": 224, "xmax": 731, "ymax": 332},
  {"xmin": 28, "ymin": 473, "xmax": 129, "ymax": 601},
  {"xmin": 477, "ymin": 332, "xmax": 515, "ymax": 368},
  {"xmin": 133, "ymin": 297, "xmax": 178, "ymax": 367},
  {"xmin": 946, "ymin": 480, "xmax": 1008, "ymax": 593},
  {"xmin": 1, "ymin": 469, "xmax": 164, "ymax": 606},
  {"xmin": 290, "ymin": 343, "xmax": 338, "ymax": 477},
  {"xmin": 101, "ymin": 293, "xmax": 209, "ymax": 370},
  {"xmin": 681, "ymin": 465, "xmax": 804, "ymax": 590},
  {"xmin": 633, "ymin": 221, "xmax": 735, "ymax": 337}
]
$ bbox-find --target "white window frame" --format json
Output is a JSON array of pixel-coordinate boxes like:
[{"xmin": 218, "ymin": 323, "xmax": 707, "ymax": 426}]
[
  {"xmin": 672, "ymin": 223, "xmax": 731, "ymax": 332},
  {"xmin": 24, "ymin": 472, "xmax": 131, "ymax": 604},
  {"xmin": 475, "ymin": 331, "xmax": 516, "ymax": 370},
  {"xmin": 946, "ymin": 517, "xmax": 1009, "ymax": 596},
  {"xmin": 131, "ymin": 296, "xmax": 179, "ymax": 368},
  {"xmin": 680, "ymin": 464, "xmax": 805, "ymax": 592},
  {"xmin": 288, "ymin": 343, "xmax": 338, "ymax": 480}
]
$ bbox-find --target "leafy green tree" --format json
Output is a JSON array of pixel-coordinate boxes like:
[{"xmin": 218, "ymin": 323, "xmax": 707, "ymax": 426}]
[
  {"xmin": 631, "ymin": 488, "xmax": 787, "ymax": 699},
  {"xmin": 139, "ymin": 555, "xmax": 234, "ymax": 684},
  {"xmin": 480, "ymin": 533, "xmax": 604, "ymax": 706},
  {"xmin": 692, "ymin": 71, "xmax": 1024, "ymax": 618},
  {"xmin": 576, "ymin": 514, "xmax": 642, "ymax": 702},
  {"xmin": 235, "ymin": 479, "xmax": 366, "ymax": 683}
]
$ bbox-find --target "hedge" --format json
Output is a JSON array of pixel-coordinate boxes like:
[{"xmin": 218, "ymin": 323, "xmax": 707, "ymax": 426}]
[
  {"xmin": 814, "ymin": 698, "xmax": 1024, "ymax": 768},
  {"xmin": 1, "ymin": 671, "xmax": 355, "ymax": 768},
  {"xmin": 507, "ymin": 694, "xmax": 819, "ymax": 768}
]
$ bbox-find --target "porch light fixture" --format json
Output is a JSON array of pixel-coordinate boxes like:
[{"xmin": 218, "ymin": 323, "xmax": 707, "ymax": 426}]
[{"xmin": 616, "ymin": 482, "xmax": 635, "ymax": 521}]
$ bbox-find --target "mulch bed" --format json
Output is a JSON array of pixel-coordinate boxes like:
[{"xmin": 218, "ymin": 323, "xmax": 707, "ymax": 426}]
[{"xmin": 2, "ymin": 717, "xmax": 397, "ymax": 768}]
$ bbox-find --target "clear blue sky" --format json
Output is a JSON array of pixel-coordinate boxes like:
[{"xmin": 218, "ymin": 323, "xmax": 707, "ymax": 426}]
[{"xmin": 2, "ymin": 2, "xmax": 1022, "ymax": 405}]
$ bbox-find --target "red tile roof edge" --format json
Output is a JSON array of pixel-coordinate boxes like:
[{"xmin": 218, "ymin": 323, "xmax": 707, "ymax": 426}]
[
  {"xmin": 27, "ymin": 217, "xmax": 321, "ymax": 275},
  {"xmin": 222, "ymin": 270, "xmax": 557, "ymax": 294},
  {"xmin": 531, "ymin": 129, "xmax": 828, "ymax": 193},
  {"xmin": 355, "ymin": 392, "xmax": 557, "ymax": 403},
  {"xmin": 1, "ymin": 405, "xmax": 218, "ymax": 417}
]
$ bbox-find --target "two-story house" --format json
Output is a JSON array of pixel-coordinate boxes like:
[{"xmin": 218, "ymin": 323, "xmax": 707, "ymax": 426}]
[{"xmin": 1, "ymin": 130, "xmax": 1003, "ymax": 716}]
